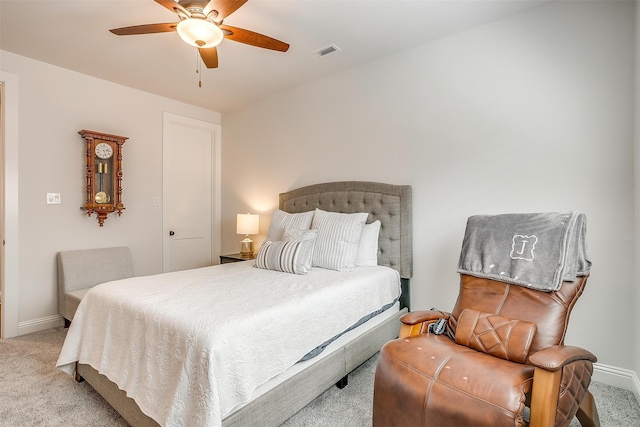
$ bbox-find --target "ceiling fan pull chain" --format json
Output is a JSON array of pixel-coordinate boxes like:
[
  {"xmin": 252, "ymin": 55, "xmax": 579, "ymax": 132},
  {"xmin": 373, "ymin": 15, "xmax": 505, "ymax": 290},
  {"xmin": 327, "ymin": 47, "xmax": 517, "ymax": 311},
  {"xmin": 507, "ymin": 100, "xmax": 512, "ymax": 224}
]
[{"xmin": 195, "ymin": 48, "xmax": 202, "ymax": 88}]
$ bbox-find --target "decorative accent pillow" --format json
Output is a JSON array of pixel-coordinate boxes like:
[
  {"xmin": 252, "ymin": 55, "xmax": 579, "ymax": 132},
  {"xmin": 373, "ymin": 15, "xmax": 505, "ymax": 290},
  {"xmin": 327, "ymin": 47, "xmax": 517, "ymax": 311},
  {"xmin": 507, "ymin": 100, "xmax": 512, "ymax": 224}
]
[
  {"xmin": 284, "ymin": 227, "xmax": 318, "ymax": 243},
  {"xmin": 455, "ymin": 308, "xmax": 537, "ymax": 363},
  {"xmin": 311, "ymin": 208, "xmax": 368, "ymax": 272},
  {"xmin": 355, "ymin": 220, "xmax": 381, "ymax": 267},
  {"xmin": 255, "ymin": 230, "xmax": 317, "ymax": 275},
  {"xmin": 266, "ymin": 209, "xmax": 314, "ymax": 242}
]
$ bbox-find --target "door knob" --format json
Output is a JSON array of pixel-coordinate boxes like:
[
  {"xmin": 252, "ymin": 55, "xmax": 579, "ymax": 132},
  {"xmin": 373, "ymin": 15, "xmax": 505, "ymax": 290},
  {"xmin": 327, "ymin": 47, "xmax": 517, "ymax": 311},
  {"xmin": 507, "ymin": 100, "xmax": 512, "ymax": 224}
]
[{"xmin": 169, "ymin": 231, "xmax": 175, "ymax": 236}]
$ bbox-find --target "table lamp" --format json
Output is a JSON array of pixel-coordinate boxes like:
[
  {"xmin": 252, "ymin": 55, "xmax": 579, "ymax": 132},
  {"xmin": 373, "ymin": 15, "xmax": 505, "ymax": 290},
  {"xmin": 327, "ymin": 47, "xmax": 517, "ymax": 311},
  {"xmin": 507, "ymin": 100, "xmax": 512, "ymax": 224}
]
[{"xmin": 237, "ymin": 213, "xmax": 259, "ymax": 257}]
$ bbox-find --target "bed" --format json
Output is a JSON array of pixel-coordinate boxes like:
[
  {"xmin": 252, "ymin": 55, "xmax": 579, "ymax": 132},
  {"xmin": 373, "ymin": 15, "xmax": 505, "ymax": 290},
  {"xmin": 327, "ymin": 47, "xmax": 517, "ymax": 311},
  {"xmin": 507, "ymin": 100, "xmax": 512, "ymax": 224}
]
[{"xmin": 57, "ymin": 181, "xmax": 412, "ymax": 426}]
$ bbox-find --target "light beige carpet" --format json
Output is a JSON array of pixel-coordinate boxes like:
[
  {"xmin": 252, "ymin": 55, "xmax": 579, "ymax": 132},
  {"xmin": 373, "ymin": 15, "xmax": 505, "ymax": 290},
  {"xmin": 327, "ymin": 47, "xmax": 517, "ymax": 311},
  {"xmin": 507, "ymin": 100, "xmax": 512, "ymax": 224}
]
[{"xmin": 1, "ymin": 327, "xmax": 639, "ymax": 426}]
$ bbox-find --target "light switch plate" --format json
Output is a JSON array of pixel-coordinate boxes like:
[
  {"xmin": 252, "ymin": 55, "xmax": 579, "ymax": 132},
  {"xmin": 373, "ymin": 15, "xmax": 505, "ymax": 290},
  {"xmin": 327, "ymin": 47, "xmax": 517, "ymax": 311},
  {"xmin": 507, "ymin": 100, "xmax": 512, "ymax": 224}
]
[{"xmin": 46, "ymin": 193, "xmax": 61, "ymax": 204}]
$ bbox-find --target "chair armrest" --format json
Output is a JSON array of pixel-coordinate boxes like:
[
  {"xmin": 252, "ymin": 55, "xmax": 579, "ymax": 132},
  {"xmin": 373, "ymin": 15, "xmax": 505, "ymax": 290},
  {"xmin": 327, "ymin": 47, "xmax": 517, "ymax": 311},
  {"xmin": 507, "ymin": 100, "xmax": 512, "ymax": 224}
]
[
  {"xmin": 399, "ymin": 310, "xmax": 450, "ymax": 338},
  {"xmin": 529, "ymin": 345, "xmax": 597, "ymax": 371},
  {"xmin": 529, "ymin": 346, "xmax": 597, "ymax": 427},
  {"xmin": 400, "ymin": 310, "xmax": 449, "ymax": 325}
]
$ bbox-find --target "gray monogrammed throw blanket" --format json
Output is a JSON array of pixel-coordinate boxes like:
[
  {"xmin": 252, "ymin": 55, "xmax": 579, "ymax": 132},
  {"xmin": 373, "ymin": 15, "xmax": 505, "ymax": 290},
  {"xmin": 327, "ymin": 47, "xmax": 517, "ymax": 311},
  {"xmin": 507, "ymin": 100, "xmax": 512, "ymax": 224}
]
[{"xmin": 457, "ymin": 212, "xmax": 591, "ymax": 292}]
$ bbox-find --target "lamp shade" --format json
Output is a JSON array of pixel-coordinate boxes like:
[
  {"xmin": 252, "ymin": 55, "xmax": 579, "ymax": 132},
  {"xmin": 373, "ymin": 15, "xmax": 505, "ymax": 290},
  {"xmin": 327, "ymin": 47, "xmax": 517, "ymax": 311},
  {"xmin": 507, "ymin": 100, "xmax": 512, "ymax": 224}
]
[
  {"xmin": 176, "ymin": 18, "xmax": 224, "ymax": 48},
  {"xmin": 237, "ymin": 213, "xmax": 259, "ymax": 235}
]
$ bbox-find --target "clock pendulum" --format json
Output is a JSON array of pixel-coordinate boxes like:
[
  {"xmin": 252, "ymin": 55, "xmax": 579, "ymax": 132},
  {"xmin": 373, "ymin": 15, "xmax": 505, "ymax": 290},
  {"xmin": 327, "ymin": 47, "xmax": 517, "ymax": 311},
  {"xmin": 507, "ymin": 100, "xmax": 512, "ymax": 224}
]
[{"xmin": 95, "ymin": 162, "xmax": 110, "ymax": 204}]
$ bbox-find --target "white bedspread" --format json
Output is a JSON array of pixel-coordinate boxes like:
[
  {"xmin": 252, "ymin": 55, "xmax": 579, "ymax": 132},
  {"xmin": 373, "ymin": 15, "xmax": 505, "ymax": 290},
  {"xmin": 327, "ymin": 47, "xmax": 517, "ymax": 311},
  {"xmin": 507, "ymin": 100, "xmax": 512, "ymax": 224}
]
[{"xmin": 56, "ymin": 262, "xmax": 400, "ymax": 427}]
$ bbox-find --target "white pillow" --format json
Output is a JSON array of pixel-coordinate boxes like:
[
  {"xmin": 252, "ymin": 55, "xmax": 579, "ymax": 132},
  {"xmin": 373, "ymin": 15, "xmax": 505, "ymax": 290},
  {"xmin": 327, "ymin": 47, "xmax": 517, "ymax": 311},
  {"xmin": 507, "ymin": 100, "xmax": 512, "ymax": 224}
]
[
  {"xmin": 355, "ymin": 220, "xmax": 381, "ymax": 267},
  {"xmin": 266, "ymin": 209, "xmax": 314, "ymax": 241},
  {"xmin": 255, "ymin": 229, "xmax": 317, "ymax": 275},
  {"xmin": 311, "ymin": 208, "xmax": 368, "ymax": 272}
]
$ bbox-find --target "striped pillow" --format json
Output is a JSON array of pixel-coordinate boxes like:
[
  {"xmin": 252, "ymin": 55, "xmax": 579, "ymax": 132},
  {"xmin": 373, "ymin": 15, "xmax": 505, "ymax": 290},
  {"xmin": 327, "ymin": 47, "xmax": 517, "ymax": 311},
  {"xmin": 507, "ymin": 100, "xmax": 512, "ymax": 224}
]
[
  {"xmin": 311, "ymin": 208, "xmax": 369, "ymax": 272},
  {"xmin": 266, "ymin": 210, "xmax": 314, "ymax": 242},
  {"xmin": 255, "ymin": 231, "xmax": 317, "ymax": 275}
]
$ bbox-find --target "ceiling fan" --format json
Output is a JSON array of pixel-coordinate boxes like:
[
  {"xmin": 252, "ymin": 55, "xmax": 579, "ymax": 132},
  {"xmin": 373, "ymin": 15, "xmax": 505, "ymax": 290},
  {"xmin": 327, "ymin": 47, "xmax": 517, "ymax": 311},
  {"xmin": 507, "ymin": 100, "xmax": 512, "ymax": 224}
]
[{"xmin": 109, "ymin": 0, "xmax": 289, "ymax": 70}]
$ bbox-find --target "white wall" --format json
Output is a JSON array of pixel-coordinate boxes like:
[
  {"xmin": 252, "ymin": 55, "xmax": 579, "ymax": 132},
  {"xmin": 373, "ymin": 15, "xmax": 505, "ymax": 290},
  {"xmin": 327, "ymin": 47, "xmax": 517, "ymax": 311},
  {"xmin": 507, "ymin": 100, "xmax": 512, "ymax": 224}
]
[
  {"xmin": 0, "ymin": 51, "xmax": 220, "ymax": 334},
  {"xmin": 222, "ymin": 0, "xmax": 637, "ymax": 385}
]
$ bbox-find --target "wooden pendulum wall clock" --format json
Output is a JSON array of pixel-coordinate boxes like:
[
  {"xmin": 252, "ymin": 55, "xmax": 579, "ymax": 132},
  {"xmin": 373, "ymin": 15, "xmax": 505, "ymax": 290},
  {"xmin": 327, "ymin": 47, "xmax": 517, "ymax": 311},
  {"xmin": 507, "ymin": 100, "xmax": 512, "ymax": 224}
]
[{"xmin": 79, "ymin": 130, "xmax": 128, "ymax": 226}]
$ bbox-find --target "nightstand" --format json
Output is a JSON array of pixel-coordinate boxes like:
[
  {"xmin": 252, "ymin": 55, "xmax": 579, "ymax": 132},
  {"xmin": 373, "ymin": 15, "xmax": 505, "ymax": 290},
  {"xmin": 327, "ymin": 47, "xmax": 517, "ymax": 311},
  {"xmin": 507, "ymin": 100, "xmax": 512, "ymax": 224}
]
[{"xmin": 220, "ymin": 253, "xmax": 256, "ymax": 264}]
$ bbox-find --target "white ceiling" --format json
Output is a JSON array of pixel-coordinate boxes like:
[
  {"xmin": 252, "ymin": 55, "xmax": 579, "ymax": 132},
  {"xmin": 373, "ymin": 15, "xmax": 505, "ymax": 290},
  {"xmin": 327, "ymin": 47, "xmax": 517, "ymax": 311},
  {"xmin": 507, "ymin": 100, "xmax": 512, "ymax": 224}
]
[{"xmin": 0, "ymin": 0, "xmax": 551, "ymax": 113}]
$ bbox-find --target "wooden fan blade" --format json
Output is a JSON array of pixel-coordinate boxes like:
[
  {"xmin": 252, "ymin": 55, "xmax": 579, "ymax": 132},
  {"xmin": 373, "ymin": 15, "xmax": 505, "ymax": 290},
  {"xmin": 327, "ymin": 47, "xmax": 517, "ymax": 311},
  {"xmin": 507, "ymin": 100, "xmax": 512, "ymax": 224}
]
[
  {"xmin": 199, "ymin": 47, "xmax": 219, "ymax": 68},
  {"xmin": 204, "ymin": 0, "xmax": 247, "ymax": 20},
  {"xmin": 220, "ymin": 25, "xmax": 289, "ymax": 52},
  {"xmin": 110, "ymin": 23, "xmax": 177, "ymax": 36},
  {"xmin": 155, "ymin": 0, "xmax": 190, "ymax": 17}
]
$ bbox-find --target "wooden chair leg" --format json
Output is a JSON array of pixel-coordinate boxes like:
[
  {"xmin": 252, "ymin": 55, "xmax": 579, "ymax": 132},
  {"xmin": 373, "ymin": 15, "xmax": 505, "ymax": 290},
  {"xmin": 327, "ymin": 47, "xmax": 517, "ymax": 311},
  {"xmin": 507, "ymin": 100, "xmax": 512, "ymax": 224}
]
[
  {"xmin": 529, "ymin": 367, "xmax": 561, "ymax": 427},
  {"xmin": 575, "ymin": 390, "xmax": 600, "ymax": 427}
]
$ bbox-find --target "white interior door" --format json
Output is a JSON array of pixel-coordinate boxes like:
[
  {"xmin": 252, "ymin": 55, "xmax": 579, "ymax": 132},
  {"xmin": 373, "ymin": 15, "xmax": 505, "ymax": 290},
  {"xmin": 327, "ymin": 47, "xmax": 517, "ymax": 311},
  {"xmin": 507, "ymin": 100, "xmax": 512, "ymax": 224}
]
[{"xmin": 163, "ymin": 113, "xmax": 221, "ymax": 272}]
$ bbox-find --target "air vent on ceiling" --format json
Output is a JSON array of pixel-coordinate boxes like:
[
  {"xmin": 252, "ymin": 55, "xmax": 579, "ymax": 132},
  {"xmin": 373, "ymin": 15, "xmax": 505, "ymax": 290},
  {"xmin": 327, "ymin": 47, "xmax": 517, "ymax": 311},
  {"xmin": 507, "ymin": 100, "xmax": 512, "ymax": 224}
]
[{"xmin": 314, "ymin": 44, "xmax": 341, "ymax": 57}]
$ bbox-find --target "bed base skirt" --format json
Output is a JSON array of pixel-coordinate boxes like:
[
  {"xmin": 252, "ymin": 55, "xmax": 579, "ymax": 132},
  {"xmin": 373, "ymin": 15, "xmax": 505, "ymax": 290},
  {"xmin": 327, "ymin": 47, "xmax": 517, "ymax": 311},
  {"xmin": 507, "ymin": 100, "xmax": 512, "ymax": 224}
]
[{"xmin": 77, "ymin": 307, "xmax": 407, "ymax": 427}]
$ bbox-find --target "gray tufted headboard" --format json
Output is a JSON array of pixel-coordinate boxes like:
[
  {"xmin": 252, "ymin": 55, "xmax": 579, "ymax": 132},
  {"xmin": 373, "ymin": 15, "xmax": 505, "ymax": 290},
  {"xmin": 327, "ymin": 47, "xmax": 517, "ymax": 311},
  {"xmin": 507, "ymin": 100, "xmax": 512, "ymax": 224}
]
[{"xmin": 279, "ymin": 181, "xmax": 413, "ymax": 281}]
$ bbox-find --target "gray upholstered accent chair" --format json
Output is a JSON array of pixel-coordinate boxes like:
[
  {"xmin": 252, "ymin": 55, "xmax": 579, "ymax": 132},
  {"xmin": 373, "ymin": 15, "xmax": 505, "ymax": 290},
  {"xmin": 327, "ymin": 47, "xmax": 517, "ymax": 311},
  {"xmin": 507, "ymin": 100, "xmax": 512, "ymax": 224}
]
[{"xmin": 57, "ymin": 247, "xmax": 133, "ymax": 327}]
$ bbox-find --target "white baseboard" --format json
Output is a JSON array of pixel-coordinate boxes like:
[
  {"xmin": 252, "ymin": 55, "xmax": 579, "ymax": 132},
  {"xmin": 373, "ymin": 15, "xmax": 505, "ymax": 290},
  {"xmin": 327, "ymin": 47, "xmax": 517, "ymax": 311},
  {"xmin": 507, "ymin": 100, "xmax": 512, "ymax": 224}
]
[
  {"xmin": 18, "ymin": 314, "xmax": 64, "ymax": 335},
  {"xmin": 593, "ymin": 362, "xmax": 640, "ymax": 403}
]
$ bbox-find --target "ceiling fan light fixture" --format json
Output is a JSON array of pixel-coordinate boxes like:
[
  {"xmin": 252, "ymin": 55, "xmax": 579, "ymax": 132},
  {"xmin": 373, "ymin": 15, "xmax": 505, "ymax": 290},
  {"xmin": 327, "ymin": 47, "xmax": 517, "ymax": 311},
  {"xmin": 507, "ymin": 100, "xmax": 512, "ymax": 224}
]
[{"xmin": 177, "ymin": 19, "xmax": 223, "ymax": 48}]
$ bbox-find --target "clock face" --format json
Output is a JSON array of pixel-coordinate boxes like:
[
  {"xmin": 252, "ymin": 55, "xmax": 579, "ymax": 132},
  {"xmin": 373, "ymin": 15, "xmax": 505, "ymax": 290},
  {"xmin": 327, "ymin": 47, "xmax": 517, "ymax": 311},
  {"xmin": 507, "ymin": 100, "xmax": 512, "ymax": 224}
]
[{"xmin": 95, "ymin": 142, "xmax": 113, "ymax": 159}]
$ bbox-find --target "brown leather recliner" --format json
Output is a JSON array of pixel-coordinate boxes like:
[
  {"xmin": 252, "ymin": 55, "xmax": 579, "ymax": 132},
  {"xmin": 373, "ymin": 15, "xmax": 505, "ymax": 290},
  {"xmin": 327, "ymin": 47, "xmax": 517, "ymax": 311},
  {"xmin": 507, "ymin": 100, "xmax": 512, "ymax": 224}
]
[{"xmin": 373, "ymin": 273, "xmax": 599, "ymax": 427}]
